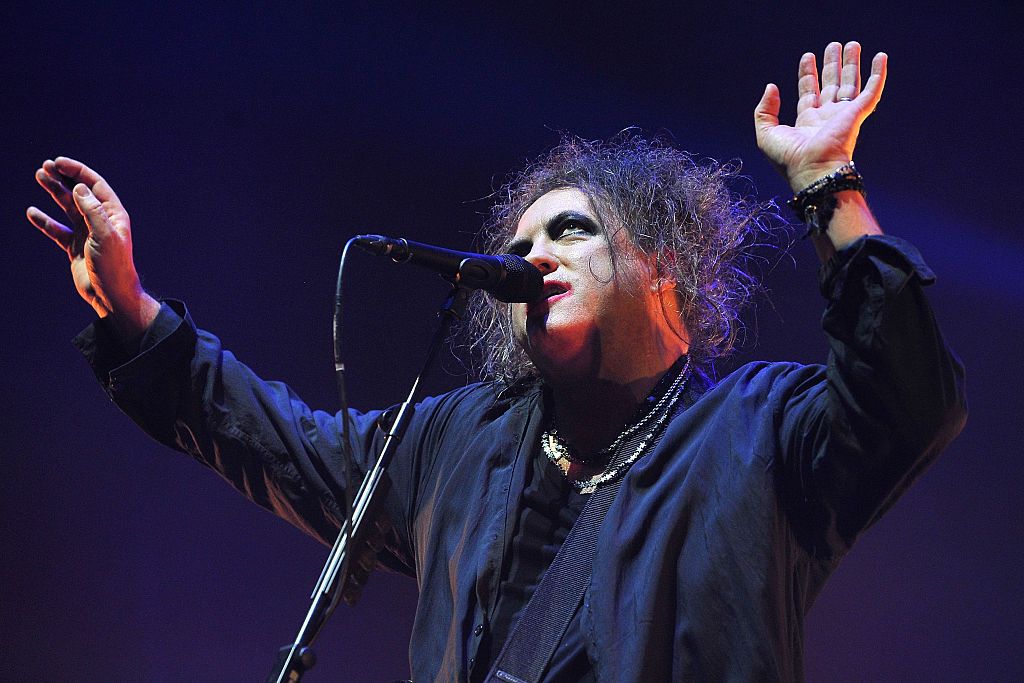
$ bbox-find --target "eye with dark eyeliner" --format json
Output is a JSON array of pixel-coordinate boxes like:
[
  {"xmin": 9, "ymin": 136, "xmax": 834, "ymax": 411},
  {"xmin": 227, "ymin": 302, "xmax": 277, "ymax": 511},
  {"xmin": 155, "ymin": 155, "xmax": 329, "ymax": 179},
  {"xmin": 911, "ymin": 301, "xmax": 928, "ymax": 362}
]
[
  {"xmin": 506, "ymin": 238, "xmax": 532, "ymax": 257},
  {"xmin": 550, "ymin": 212, "xmax": 597, "ymax": 240}
]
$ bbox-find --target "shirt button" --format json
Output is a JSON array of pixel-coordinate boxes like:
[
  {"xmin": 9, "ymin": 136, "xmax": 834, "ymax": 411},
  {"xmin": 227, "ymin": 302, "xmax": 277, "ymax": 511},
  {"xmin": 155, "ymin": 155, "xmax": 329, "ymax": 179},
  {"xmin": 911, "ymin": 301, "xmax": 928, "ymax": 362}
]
[
  {"xmin": 469, "ymin": 657, "xmax": 476, "ymax": 669},
  {"xmin": 473, "ymin": 624, "xmax": 484, "ymax": 636}
]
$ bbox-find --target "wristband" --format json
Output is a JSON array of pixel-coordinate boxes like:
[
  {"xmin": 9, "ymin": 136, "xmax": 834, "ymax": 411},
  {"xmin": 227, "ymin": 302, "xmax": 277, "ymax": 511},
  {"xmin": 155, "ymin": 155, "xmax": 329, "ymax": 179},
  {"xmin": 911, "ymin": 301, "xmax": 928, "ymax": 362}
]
[{"xmin": 786, "ymin": 162, "xmax": 866, "ymax": 237}]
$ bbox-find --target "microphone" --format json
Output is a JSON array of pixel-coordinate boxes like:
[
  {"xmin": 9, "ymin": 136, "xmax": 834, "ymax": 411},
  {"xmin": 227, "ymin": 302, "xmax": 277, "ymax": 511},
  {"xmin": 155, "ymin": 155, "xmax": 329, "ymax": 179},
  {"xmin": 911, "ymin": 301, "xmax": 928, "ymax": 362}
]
[{"xmin": 353, "ymin": 234, "xmax": 543, "ymax": 303}]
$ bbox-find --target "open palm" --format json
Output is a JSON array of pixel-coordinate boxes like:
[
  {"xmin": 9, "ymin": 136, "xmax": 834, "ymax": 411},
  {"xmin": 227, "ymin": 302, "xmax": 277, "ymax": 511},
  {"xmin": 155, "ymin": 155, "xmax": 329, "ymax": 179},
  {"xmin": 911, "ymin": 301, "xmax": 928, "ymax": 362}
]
[{"xmin": 755, "ymin": 42, "xmax": 887, "ymax": 192}]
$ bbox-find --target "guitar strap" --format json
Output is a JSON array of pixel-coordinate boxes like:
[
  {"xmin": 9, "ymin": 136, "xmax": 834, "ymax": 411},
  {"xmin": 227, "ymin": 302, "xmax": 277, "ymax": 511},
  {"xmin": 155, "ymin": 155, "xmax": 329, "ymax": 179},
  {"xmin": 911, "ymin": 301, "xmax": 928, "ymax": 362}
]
[{"xmin": 484, "ymin": 421, "xmax": 667, "ymax": 683}]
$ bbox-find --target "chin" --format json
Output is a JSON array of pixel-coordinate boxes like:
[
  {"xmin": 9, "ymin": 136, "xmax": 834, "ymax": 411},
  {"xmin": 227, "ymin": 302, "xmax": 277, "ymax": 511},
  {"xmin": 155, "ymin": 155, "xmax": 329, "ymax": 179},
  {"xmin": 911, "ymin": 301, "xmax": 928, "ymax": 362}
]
[{"xmin": 523, "ymin": 322, "xmax": 594, "ymax": 372}]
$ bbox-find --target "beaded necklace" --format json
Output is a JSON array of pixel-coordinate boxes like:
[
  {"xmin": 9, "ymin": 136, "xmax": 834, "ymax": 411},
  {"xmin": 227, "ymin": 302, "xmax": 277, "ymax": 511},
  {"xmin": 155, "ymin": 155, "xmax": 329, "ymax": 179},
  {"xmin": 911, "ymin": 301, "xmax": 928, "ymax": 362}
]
[{"xmin": 542, "ymin": 356, "xmax": 691, "ymax": 494}]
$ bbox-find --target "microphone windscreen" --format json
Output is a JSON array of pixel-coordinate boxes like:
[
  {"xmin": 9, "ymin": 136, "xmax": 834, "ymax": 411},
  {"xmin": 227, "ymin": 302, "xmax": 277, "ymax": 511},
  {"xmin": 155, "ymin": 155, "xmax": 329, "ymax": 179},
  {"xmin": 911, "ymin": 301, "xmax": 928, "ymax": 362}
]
[{"xmin": 491, "ymin": 255, "xmax": 543, "ymax": 303}]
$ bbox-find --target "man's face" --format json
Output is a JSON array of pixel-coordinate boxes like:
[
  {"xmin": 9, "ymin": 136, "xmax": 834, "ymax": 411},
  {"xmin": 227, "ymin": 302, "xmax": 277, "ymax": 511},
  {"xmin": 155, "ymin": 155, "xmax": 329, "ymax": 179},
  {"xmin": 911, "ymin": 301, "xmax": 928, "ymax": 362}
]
[{"xmin": 508, "ymin": 187, "xmax": 661, "ymax": 375}]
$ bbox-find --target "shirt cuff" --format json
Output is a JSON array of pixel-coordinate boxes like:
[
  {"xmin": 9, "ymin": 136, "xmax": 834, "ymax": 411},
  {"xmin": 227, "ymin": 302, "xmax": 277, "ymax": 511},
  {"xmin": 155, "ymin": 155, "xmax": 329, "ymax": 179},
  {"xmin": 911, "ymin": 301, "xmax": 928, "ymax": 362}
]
[
  {"xmin": 73, "ymin": 300, "xmax": 196, "ymax": 397},
  {"xmin": 818, "ymin": 234, "xmax": 937, "ymax": 299}
]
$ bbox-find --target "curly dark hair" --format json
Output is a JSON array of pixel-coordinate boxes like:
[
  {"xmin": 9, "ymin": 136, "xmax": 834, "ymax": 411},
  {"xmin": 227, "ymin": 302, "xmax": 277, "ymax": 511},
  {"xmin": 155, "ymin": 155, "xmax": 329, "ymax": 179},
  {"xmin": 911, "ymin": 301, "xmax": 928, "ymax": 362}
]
[{"xmin": 462, "ymin": 133, "xmax": 779, "ymax": 384}]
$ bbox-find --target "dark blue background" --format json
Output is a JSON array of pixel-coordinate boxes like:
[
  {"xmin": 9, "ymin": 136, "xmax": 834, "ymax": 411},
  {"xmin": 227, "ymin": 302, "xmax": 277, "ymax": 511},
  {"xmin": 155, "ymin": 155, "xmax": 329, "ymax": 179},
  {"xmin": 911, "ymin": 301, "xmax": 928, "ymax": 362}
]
[{"xmin": 3, "ymin": 2, "xmax": 1020, "ymax": 680}]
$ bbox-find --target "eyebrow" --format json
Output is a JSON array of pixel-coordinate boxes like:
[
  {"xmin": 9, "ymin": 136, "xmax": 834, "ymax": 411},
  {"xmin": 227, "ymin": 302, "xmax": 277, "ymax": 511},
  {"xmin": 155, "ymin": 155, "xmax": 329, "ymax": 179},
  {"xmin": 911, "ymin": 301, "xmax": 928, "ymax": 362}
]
[{"xmin": 505, "ymin": 209, "xmax": 595, "ymax": 256}]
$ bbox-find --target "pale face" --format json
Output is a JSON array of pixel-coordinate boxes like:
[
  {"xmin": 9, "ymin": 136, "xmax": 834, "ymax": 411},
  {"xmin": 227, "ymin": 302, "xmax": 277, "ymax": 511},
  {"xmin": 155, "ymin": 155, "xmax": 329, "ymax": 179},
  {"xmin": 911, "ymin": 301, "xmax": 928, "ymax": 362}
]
[{"xmin": 508, "ymin": 188, "xmax": 669, "ymax": 378}]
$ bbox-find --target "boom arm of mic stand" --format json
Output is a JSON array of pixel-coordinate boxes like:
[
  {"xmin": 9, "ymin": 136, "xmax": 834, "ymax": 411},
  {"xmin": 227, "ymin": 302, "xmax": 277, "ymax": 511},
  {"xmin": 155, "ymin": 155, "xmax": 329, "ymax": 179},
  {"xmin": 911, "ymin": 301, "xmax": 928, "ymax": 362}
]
[{"xmin": 267, "ymin": 284, "xmax": 472, "ymax": 683}]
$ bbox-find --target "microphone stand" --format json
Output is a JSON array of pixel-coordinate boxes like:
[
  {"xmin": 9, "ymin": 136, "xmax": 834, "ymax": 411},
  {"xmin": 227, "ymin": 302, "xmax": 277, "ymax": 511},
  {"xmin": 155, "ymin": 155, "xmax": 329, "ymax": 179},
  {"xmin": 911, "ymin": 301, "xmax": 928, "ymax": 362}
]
[{"xmin": 267, "ymin": 283, "xmax": 472, "ymax": 682}]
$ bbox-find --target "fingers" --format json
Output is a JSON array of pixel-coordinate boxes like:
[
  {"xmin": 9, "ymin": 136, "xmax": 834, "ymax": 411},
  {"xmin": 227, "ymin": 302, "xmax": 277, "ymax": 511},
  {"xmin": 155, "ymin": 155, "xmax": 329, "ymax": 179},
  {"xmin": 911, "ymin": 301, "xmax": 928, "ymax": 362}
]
[
  {"xmin": 837, "ymin": 41, "xmax": 862, "ymax": 101},
  {"xmin": 26, "ymin": 206, "xmax": 74, "ymax": 251},
  {"xmin": 36, "ymin": 161, "xmax": 83, "ymax": 226},
  {"xmin": 796, "ymin": 52, "xmax": 820, "ymax": 117},
  {"xmin": 860, "ymin": 52, "xmax": 888, "ymax": 110},
  {"xmin": 753, "ymin": 83, "xmax": 781, "ymax": 140},
  {"xmin": 807, "ymin": 42, "xmax": 884, "ymax": 110},
  {"xmin": 820, "ymin": 42, "xmax": 843, "ymax": 102},
  {"xmin": 71, "ymin": 183, "xmax": 114, "ymax": 241},
  {"xmin": 53, "ymin": 156, "xmax": 105, "ymax": 188},
  {"xmin": 53, "ymin": 156, "xmax": 126, "ymax": 215}
]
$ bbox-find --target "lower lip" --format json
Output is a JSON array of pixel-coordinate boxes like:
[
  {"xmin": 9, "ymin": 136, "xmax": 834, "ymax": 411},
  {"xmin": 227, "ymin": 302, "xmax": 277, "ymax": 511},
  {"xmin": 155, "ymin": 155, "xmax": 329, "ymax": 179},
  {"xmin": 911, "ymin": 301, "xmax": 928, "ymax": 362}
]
[
  {"xmin": 527, "ymin": 290, "xmax": 570, "ymax": 315},
  {"xmin": 545, "ymin": 291, "xmax": 571, "ymax": 305}
]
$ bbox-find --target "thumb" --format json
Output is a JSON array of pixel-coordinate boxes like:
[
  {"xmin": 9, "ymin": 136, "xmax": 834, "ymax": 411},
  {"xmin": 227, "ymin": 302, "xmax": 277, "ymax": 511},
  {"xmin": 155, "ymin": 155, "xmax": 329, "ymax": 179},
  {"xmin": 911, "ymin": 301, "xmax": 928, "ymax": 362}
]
[
  {"xmin": 72, "ymin": 184, "xmax": 112, "ymax": 240},
  {"xmin": 753, "ymin": 83, "xmax": 781, "ymax": 141}
]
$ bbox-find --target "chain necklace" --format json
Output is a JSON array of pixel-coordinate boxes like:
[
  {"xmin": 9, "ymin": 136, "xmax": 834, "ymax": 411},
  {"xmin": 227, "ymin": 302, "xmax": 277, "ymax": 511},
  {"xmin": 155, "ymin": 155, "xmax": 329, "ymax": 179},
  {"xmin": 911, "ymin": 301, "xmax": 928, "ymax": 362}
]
[{"xmin": 542, "ymin": 356, "xmax": 691, "ymax": 494}]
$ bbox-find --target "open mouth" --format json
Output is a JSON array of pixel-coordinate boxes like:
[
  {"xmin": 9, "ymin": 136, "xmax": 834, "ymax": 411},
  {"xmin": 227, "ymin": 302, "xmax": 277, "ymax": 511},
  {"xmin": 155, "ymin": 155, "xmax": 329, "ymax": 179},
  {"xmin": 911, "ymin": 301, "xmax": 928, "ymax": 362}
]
[
  {"xmin": 527, "ymin": 281, "xmax": 571, "ymax": 314},
  {"xmin": 544, "ymin": 283, "xmax": 570, "ymax": 300}
]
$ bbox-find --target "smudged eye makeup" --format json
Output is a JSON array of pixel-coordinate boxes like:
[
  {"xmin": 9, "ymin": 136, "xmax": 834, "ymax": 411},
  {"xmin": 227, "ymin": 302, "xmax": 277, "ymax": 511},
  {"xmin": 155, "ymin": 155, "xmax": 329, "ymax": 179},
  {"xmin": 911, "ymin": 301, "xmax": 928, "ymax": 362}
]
[
  {"xmin": 550, "ymin": 211, "xmax": 598, "ymax": 240},
  {"xmin": 505, "ymin": 210, "xmax": 600, "ymax": 256},
  {"xmin": 507, "ymin": 238, "xmax": 532, "ymax": 257}
]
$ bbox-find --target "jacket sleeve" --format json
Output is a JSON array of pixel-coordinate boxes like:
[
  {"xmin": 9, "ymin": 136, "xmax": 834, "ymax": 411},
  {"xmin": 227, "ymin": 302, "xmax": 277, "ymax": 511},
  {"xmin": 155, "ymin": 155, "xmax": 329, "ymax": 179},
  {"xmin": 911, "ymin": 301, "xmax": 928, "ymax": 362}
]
[
  {"xmin": 774, "ymin": 235, "xmax": 967, "ymax": 557},
  {"xmin": 72, "ymin": 299, "xmax": 451, "ymax": 576}
]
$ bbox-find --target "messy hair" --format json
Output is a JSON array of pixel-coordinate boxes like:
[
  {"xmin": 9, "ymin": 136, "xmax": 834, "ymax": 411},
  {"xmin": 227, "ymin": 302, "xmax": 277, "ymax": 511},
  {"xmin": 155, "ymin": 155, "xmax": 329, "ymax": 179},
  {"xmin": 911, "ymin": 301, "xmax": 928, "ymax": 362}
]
[{"xmin": 463, "ymin": 133, "xmax": 779, "ymax": 385}]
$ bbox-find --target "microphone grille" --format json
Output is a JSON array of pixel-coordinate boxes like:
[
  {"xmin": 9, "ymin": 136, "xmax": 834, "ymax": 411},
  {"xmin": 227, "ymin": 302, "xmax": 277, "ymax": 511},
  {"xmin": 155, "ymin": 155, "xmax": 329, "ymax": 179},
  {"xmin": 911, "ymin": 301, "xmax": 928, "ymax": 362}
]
[{"xmin": 492, "ymin": 255, "xmax": 544, "ymax": 303}]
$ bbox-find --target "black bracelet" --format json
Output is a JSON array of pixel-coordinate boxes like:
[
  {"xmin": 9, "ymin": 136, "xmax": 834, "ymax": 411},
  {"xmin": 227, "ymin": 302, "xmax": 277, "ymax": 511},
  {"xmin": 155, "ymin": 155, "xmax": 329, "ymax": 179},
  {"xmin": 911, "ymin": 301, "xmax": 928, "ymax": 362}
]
[{"xmin": 786, "ymin": 162, "xmax": 866, "ymax": 237}]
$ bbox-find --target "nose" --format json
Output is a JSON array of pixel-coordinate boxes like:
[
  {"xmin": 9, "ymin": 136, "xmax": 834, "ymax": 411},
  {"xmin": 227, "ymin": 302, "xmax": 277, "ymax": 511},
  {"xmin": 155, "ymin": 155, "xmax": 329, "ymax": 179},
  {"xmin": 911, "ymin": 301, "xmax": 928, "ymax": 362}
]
[{"xmin": 525, "ymin": 244, "xmax": 558, "ymax": 275}]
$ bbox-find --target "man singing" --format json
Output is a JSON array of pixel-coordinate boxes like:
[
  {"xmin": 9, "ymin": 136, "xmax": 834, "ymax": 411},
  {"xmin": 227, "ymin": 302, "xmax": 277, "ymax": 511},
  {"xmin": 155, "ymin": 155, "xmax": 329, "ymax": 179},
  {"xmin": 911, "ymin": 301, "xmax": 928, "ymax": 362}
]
[{"xmin": 27, "ymin": 42, "xmax": 965, "ymax": 681}]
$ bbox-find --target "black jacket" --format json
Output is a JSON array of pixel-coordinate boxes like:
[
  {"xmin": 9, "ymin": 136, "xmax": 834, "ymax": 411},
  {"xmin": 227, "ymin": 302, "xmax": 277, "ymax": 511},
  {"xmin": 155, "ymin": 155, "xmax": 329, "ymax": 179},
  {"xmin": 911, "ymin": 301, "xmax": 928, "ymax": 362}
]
[{"xmin": 75, "ymin": 235, "xmax": 967, "ymax": 681}]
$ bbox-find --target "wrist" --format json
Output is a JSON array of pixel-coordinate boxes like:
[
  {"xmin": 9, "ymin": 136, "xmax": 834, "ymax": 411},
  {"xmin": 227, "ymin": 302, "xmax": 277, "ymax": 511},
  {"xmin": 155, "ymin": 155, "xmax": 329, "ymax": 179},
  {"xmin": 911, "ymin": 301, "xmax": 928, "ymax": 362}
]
[
  {"xmin": 787, "ymin": 160, "xmax": 853, "ymax": 194},
  {"xmin": 786, "ymin": 162, "xmax": 866, "ymax": 239},
  {"xmin": 823, "ymin": 192, "xmax": 881, "ymax": 248},
  {"xmin": 106, "ymin": 290, "xmax": 160, "ymax": 341}
]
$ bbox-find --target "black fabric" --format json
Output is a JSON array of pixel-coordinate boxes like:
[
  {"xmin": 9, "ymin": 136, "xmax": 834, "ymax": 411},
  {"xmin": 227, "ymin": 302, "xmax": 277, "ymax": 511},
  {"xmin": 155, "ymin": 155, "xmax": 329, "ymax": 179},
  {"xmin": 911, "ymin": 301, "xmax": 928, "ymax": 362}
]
[
  {"xmin": 480, "ymin": 356, "xmax": 689, "ymax": 681},
  {"xmin": 489, "ymin": 478, "xmax": 617, "ymax": 683},
  {"xmin": 475, "ymin": 450, "xmax": 590, "ymax": 682},
  {"xmin": 73, "ymin": 235, "xmax": 967, "ymax": 682}
]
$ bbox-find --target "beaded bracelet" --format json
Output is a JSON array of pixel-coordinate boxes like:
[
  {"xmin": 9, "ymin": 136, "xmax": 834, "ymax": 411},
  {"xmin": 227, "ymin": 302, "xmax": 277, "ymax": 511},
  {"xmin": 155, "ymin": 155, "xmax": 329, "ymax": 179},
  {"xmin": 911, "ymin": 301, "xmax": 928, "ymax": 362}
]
[{"xmin": 786, "ymin": 162, "xmax": 866, "ymax": 237}]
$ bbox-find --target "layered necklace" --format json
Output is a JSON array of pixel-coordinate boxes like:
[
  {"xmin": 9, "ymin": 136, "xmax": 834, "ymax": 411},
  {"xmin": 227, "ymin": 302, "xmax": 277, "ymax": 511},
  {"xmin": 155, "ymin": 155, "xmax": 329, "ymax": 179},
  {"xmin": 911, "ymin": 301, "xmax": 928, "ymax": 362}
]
[{"xmin": 542, "ymin": 356, "xmax": 692, "ymax": 494}]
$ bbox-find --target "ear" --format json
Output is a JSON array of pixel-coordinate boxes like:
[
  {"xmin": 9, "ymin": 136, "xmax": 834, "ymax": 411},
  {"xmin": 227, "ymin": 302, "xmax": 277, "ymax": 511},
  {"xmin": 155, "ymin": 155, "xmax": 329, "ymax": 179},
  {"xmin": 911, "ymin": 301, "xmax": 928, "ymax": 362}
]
[
  {"xmin": 650, "ymin": 276, "xmax": 677, "ymax": 293},
  {"xmin": 650, "ymin": 272, "xmax": 691, "ymax": 349},
  {"xmin": 647, "ymin": 247, "xmax": 678, "ymax": 291}
]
